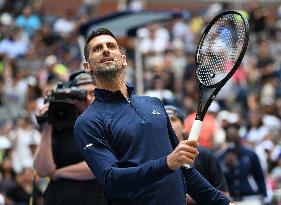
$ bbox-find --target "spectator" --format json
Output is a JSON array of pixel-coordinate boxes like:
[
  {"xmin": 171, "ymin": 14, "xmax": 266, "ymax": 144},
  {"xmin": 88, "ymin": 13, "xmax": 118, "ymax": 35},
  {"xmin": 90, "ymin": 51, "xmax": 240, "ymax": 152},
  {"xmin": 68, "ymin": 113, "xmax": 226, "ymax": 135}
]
[
  {"xmin": 217, "ymin": 123, "xmax": 268, "ymax": 205},
  {"xmin": 15, "ymin": 5, "xmax": 41, "ymax": 37},
  {"xmin": 9, "ymin": 115, "xmax": 40, "ymax": 173},
  {"xmin": 53, "ymin": 9, "xmax": 76, "ymax": 37}
]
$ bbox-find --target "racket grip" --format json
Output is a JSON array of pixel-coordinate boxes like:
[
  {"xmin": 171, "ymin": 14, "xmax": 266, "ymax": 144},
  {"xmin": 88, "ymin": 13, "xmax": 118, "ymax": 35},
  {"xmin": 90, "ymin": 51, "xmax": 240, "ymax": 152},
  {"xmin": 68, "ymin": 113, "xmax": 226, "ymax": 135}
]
[
  {"xmin": 183, "ymin": 120, "xmax": 202, "ymax": 168},
  {"xmin": 188, "ymin": 120, "xmax": 202, "ymax": 141}
]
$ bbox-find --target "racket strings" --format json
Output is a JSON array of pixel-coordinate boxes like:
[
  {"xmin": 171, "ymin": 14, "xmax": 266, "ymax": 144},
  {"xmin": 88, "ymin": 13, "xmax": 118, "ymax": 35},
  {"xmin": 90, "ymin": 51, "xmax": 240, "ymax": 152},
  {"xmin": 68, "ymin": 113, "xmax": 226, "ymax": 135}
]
[{"xmin": 196, "ymin": 13, "xmax": 247, "ymax": 87}]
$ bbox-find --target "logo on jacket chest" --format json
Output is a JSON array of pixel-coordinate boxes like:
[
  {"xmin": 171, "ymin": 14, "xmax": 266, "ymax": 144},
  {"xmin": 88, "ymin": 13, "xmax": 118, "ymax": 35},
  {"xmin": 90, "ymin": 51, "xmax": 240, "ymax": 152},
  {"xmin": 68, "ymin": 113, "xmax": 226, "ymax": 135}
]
[{"xmin": 152, "ymin": 110, "xmax": 161, "ymax": 115}]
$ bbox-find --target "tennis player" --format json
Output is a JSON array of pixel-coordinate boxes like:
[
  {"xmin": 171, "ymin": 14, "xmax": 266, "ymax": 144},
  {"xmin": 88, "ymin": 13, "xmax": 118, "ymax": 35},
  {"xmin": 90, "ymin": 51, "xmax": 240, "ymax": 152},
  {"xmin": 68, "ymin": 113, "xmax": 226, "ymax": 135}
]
[{"xmin": 74, "ymin": 28, "xmax": 236, "ymax": 205}]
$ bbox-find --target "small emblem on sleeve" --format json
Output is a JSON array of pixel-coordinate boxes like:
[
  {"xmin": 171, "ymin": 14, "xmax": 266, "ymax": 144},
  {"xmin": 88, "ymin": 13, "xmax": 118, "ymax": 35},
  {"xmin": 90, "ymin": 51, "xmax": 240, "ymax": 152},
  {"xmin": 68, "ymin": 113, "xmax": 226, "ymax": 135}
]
[{"xmin": 84, "ymin": 143, "xmax": 93, "ymax": 150}]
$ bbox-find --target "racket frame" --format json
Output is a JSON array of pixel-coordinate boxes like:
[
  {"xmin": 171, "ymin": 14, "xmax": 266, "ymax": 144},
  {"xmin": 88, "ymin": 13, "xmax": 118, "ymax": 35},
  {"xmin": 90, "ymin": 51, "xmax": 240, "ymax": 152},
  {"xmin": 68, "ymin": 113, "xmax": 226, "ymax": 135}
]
[{"xmin": 194, "ymin": 10, "xmax": 249, "ymax": 122}]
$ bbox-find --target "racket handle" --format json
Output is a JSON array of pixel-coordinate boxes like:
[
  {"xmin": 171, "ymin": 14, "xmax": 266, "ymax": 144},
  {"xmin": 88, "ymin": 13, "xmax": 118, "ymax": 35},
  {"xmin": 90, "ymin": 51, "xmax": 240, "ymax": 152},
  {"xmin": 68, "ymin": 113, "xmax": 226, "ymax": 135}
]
[
  {"xmin": 183, "ymin": 119, "xmax": 202, "ymax": 168},
  {"xmin": 188, "ymin": 120, "xmax": 202, "ymax": 141}
]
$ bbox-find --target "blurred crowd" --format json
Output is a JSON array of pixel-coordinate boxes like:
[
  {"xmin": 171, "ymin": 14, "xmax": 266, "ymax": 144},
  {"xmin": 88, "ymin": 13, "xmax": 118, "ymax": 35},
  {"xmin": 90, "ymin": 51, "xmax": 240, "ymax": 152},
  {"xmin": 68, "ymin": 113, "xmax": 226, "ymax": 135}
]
[{"xmin": 0, "ymin": 0, "xmax": 281, "ymax": 204}]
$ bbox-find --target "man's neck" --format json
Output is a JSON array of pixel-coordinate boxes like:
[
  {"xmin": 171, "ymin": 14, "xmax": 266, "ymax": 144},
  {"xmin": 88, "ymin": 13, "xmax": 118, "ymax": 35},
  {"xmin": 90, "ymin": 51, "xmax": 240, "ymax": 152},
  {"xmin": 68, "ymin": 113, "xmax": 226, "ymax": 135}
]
[{"xmin": 96, "ymin": 77, "xmax": 129, "ymax": 100}]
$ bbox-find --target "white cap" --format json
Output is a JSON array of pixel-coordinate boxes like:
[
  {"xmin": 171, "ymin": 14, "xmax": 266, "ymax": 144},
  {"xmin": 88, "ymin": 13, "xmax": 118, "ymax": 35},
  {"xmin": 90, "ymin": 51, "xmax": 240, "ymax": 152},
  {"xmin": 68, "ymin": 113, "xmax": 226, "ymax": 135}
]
[
  {"xmin": 0, "ymin": 12, "xmax": 13, "ymax": 26},
  {"xmin": 27, "ymin": 76, "xmax": 37, "ymax": 86},
  {"xmin": 45, "ymin": 55, "xmax": 57, "ymax": 67},
  {"xmin": 260, "ymin": 140, "xmax": 274, "ymax": 151},
  {"xmin": 263, "ymin": 115, "xmax": 281, "ymax": 132},
  {"xmin": 217, "ymin": 110, "xmax": 239, "ymax": 124},
  {"xmin": 0, "ymin": 136, "xmax": 11, "ymax": 149},
  {"xmin": 228, "ymin": 112, "xmax": 239, "ymax": 124},
  {"xmin": 205, "ymin": 3, "xmax": 222, "ymax": 19}
]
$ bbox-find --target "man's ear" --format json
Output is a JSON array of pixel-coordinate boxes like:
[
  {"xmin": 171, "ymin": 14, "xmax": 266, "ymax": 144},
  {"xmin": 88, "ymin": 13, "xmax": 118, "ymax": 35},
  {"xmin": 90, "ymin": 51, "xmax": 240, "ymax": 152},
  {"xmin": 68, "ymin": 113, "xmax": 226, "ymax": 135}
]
[
  {"xmin": 83, "ymin": 62, "xmax": 91, "ymax": 73},
  {"xmin": 121, "ymin": 54, "xmax": 127, "ymax": 68}
]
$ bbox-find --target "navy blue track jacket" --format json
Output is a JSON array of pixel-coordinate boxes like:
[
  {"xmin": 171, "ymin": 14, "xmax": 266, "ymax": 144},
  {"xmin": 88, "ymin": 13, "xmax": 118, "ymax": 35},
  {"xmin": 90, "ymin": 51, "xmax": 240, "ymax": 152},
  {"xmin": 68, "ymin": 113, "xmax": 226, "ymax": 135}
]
[{"xmin": 74, "ymin": 86, "xmax": 231, "ymax": 205}]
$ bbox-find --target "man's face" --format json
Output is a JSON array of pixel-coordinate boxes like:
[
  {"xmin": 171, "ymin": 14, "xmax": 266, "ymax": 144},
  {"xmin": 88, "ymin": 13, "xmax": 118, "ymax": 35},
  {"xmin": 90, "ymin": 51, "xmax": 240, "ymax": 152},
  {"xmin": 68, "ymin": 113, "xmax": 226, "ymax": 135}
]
[
  {"xmin": 168, "ymin": 114, "xmax": 185, "ymax": 142},
  {"xmin": 83, "ymin": 35, "xmax": 127, "ymax": 82},
  {"xmin": 225, "ymin": 126, "xmax": 240, "ymax": 144},
  {"xmin": 74, "ymin": 83, "xmax": 96, "ymax": 114},
  {"xmin": 79, "ymin": 83, "xmax": 96, "ymax": 103}
]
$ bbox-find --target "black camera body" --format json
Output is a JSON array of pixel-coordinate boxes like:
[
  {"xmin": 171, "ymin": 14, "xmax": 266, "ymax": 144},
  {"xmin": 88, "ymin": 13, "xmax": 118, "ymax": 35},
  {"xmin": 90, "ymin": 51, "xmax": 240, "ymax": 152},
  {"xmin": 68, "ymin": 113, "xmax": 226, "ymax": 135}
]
[{"xmin": 46, "ymin": 83, "xmax": 87, "ymax": 129}]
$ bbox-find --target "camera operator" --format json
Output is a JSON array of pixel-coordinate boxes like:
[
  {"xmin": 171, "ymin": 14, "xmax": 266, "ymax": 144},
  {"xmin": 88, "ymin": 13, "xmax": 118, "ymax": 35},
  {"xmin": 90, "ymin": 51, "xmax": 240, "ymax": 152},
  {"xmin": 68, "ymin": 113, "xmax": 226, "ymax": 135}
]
[{"xmin": 33, "ymin": 71, "xmax": 107, "ymax": 205}]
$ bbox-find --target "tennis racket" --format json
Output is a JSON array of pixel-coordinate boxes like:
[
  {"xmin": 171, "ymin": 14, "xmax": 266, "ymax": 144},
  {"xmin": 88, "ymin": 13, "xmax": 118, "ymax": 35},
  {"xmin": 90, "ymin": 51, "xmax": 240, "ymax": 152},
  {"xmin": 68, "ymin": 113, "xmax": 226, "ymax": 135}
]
[{"xmin": 186, "ymin": 10, "xmax": 249, "ymax": 163}]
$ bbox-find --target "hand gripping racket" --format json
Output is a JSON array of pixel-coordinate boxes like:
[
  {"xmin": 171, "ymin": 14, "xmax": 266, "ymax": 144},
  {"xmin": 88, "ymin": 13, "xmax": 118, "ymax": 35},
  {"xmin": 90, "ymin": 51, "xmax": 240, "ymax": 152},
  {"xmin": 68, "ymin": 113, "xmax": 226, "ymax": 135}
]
[{"xmin": 185, "ymin": 10, "xmax": 249, "ymax": 166}]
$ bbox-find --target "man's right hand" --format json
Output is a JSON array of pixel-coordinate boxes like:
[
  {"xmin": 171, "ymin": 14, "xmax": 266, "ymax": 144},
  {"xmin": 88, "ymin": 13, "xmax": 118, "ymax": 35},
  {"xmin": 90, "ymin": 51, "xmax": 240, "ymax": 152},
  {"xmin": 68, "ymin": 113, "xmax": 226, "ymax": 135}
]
[
  {"xmin": 36, "ymin": 103, "xmax": 49, "ymax": 117},
  {"xmin": 167, "ymin": 140, "xmax": 199, "ymax": 171},
  {"xmin": 35, "ymin": 103, "xmax": 49, "ymax": 126}
]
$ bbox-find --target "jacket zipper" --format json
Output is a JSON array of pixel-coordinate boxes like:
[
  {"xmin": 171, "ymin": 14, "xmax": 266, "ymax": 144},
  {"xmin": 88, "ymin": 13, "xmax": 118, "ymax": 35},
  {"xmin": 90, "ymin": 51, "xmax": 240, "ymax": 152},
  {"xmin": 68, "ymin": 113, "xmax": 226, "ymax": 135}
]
[{"xmin": 127, "ymin": 98, "xmax": 146, "ymax": 122}]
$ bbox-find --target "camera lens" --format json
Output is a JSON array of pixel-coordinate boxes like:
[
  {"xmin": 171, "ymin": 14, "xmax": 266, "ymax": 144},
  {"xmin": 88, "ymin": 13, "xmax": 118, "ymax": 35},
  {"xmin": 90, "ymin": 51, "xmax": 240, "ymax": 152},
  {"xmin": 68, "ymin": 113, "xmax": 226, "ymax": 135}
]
[{"xmin": 48, "ymin": 100, "xmax": 76, "ymax": 129}]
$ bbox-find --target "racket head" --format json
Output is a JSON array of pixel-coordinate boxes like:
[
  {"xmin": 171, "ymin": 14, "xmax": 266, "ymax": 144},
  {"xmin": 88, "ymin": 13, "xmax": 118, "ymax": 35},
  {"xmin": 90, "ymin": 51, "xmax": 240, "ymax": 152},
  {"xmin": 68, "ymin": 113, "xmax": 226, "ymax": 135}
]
[{"xmin": 195, "ymin": 10, "xmax": 249, "ymax": 88}]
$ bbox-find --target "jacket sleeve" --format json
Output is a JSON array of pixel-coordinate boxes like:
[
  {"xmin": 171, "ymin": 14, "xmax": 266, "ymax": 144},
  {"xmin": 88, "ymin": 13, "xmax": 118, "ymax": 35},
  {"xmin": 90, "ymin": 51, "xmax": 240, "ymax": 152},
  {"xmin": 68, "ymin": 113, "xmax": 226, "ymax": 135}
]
[
  {"xmin": 74, "ymin": 116, "xmax": 173, "ymax": 199},
  {"xmin": 251, "ymin": 152, "xmax": 267, "ymax": 197},
  {"xmin": 181, "ymin": 167, "xmax": 232, "ymax": 205}
]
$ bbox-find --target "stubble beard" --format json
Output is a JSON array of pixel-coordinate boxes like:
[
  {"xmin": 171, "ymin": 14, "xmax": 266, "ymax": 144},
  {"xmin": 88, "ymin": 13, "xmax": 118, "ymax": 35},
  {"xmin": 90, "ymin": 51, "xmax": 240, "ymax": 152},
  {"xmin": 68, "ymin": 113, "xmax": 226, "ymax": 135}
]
[{"xmin": 93, "ymin": 63, "xmax": 123, "ymax": 84}]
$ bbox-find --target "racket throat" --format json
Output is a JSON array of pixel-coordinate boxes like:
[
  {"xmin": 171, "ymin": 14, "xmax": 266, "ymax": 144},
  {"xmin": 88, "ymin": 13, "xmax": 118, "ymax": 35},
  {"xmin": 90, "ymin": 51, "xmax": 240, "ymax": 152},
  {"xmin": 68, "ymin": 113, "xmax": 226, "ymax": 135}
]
[{"xmin": 195, "ymin": 114, "xmax": 203, "ymax": 121}]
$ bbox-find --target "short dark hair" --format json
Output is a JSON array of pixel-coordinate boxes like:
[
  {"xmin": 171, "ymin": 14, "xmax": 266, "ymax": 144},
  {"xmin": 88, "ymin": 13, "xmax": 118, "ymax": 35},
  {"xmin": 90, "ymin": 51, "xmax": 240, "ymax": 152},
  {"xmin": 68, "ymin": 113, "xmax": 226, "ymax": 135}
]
[
  {"xmin": 84, "ymin": 28, "xmax": 117, "ymax": 61},
  {"xmin": 164, "ymin": 105, "xmax": 186, "ymax": 124}
]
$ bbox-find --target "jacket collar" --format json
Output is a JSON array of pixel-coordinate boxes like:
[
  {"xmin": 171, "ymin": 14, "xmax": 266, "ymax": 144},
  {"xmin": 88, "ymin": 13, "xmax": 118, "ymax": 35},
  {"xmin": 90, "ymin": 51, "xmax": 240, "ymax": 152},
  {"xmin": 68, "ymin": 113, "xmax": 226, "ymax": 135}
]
[{"xmin": 94, "ymin": 84, "xmax": 134, "ymax": 102}]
